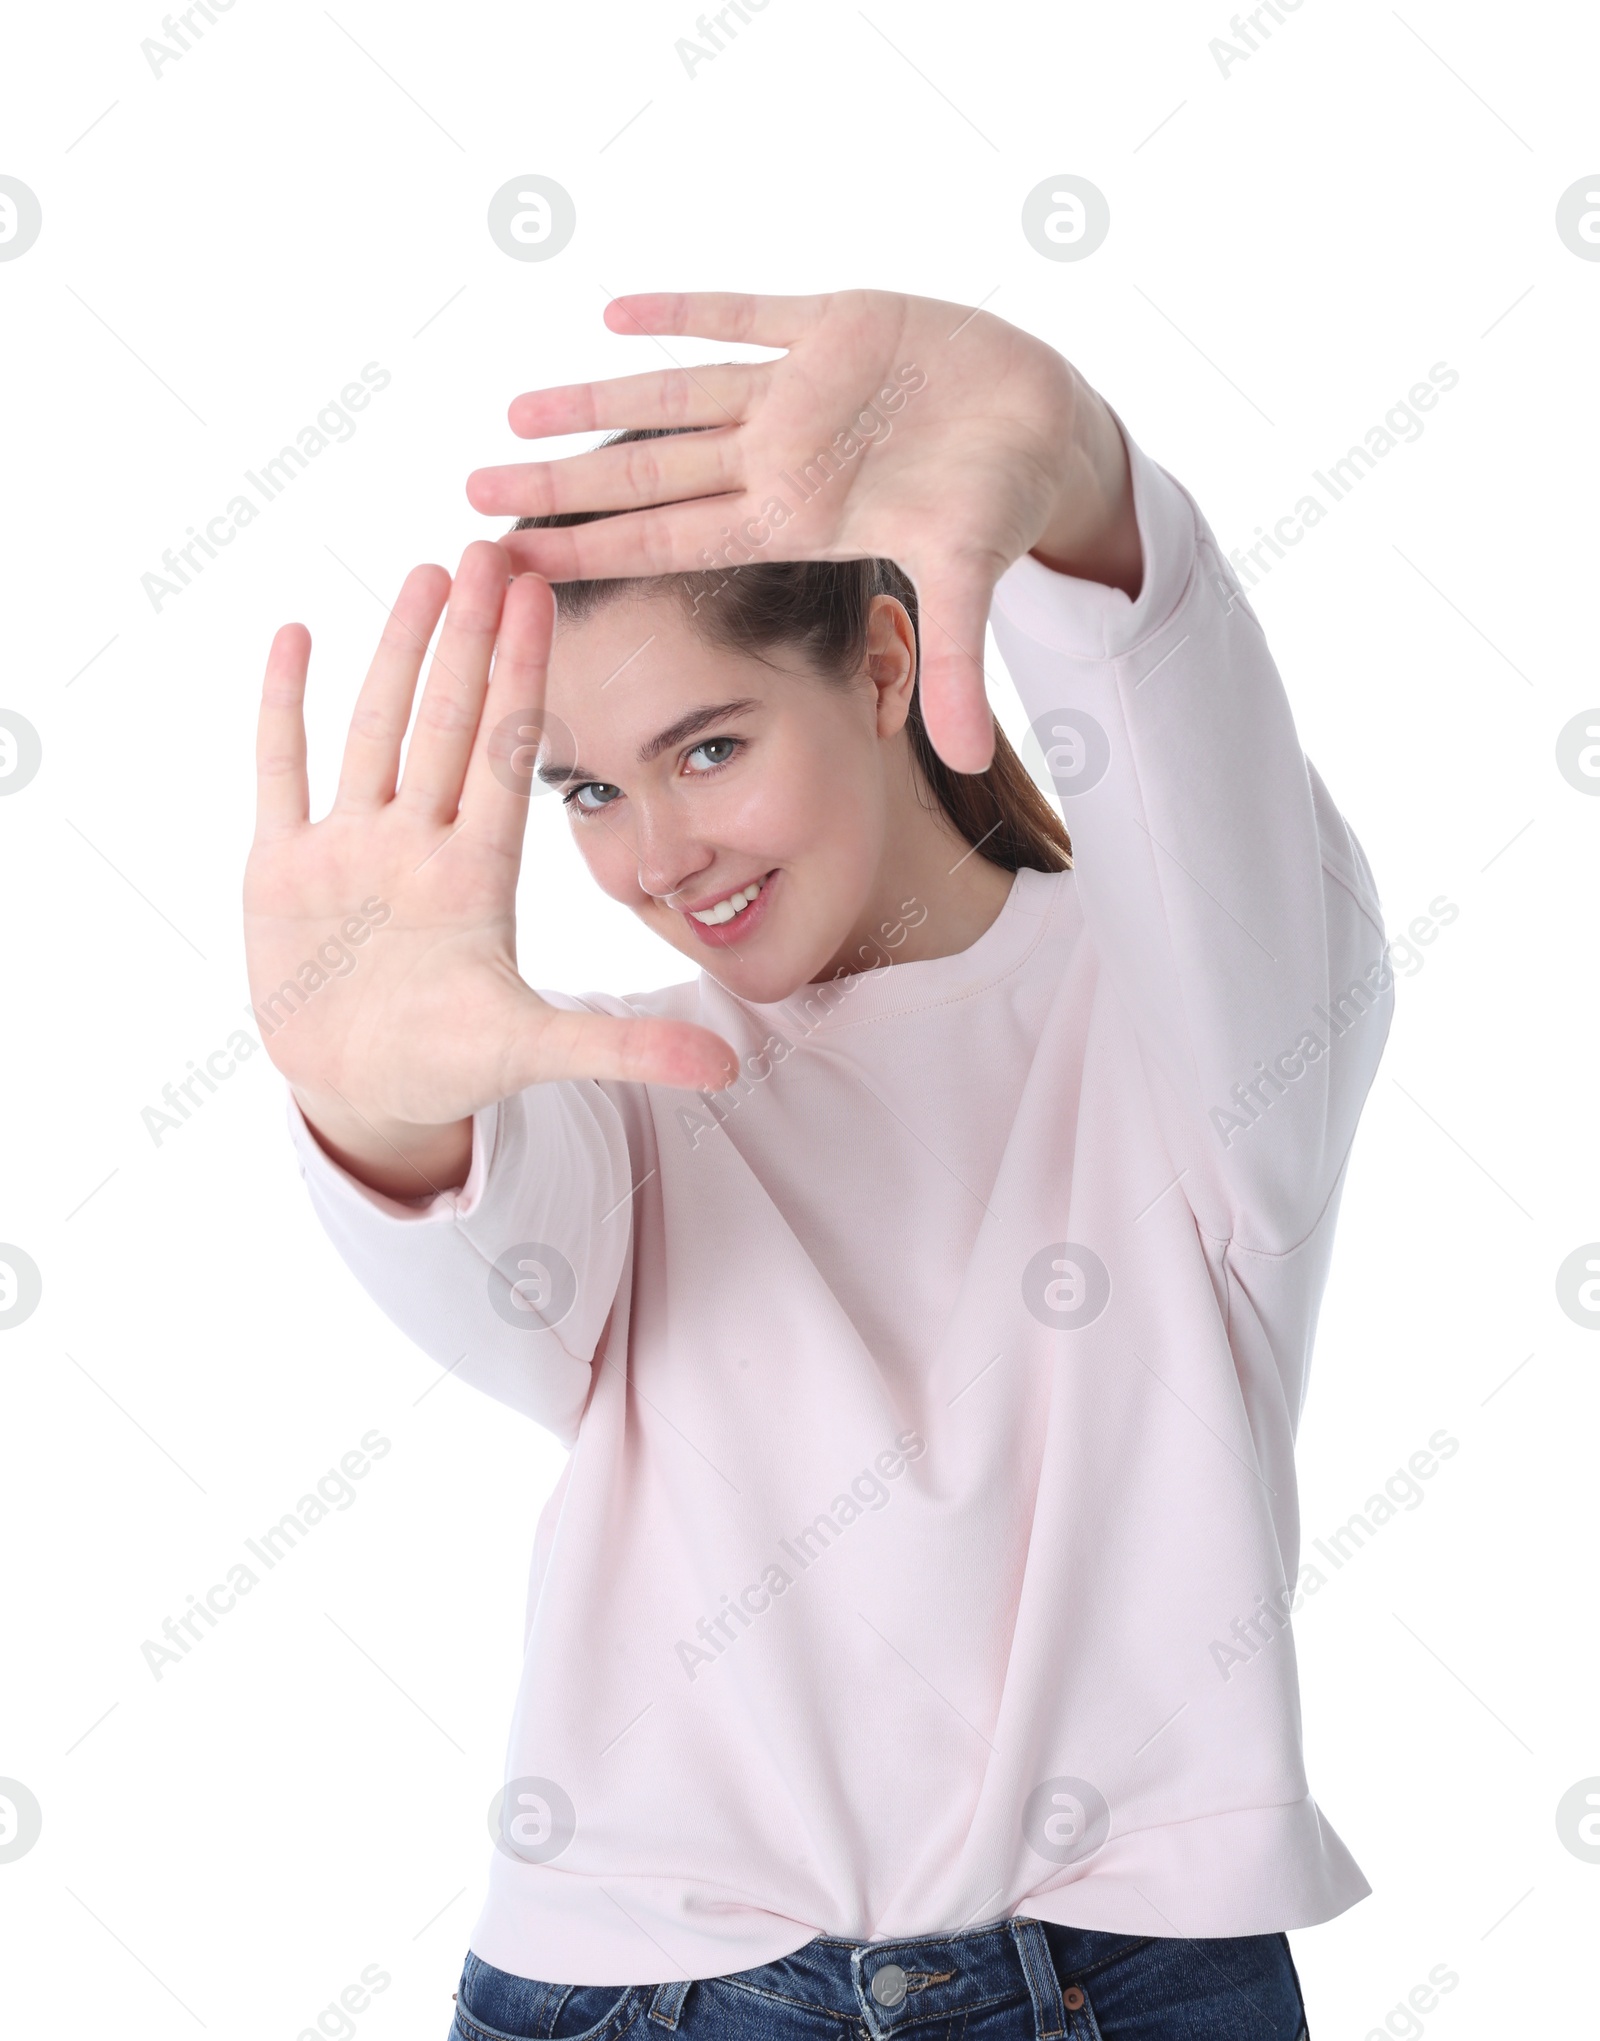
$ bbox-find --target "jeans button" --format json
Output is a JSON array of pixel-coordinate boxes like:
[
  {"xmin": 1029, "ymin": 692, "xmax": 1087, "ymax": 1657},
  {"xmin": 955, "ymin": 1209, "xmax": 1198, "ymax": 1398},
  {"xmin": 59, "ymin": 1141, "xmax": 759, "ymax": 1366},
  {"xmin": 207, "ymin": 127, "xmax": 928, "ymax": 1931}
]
[
  {"xmin": 870, "ymin": 1964, "xmax": 908, "ymax": 2007},
  {"xmin": 1063, "ymin": 1985, "xmax": 1085, "ymax": 2011}
]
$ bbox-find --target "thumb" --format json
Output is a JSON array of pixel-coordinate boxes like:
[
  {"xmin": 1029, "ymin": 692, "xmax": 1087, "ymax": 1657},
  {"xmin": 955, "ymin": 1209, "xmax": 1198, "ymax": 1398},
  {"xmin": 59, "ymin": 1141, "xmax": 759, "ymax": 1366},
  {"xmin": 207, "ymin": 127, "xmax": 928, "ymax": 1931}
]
[
  {"xmin": 906, "ymin": 555, "xmax": 1001, "ymax": 774},
  {"xmin": 517, "ymin": 1003, "xmax": 739, "ymax": 1095}
]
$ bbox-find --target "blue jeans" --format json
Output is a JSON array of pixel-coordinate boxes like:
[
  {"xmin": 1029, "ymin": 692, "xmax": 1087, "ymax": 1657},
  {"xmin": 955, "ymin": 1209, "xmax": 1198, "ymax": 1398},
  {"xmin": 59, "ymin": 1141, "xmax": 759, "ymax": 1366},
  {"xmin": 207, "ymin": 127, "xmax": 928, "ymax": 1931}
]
[{"xmin": 448, "ymin": 1917, "xmax": 1309, "ymax": 2040}]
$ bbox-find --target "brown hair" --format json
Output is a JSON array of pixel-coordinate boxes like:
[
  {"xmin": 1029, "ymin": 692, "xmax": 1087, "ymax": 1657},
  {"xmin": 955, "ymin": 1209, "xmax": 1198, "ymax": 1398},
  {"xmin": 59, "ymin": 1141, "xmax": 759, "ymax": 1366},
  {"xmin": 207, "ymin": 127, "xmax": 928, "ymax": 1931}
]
[{"xmin": 515, "ymin": 426, "xmax": 1071, "ymax": 874}]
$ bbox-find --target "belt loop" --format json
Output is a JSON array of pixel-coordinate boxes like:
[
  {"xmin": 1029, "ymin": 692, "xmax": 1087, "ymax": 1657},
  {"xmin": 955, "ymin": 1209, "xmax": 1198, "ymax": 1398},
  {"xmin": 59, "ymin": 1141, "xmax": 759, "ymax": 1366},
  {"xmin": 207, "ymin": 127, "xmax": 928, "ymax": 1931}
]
[
  {"xmin": 1009, "ymin": 1917, "xmax": 1069, "ymax": 2041},
  {"xmin": 648, "ymin": 1979, "xmax": 692, "ymax": 2027}
]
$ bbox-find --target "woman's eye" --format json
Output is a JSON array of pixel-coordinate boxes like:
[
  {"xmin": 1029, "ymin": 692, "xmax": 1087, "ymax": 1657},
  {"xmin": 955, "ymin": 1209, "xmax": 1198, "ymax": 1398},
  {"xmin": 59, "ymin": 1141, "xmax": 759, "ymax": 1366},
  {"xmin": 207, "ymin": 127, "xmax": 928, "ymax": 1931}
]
[
  {"xmin": 566, "ymin": 782, "xmax": 621, "ymax": 814},
  {"xmin": 685, "ymin": 737, "xmax": 740, "ymax": 773}
]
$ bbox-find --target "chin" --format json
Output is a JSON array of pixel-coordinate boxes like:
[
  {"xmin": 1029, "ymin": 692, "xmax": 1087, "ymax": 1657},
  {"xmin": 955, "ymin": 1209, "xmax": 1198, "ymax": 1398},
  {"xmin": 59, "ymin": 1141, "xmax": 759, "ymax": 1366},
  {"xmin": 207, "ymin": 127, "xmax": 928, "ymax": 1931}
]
[
  {"xmin": 644, "ymin": 872, "xmax": 852, "ymax": 1003},
  {"xmin": 661, "ymin": 919, "xmax": 846, "ymax": 1007},
  {"xmin": 701, "ymin": 957, "xmax": 813, "ymax": 1005}
]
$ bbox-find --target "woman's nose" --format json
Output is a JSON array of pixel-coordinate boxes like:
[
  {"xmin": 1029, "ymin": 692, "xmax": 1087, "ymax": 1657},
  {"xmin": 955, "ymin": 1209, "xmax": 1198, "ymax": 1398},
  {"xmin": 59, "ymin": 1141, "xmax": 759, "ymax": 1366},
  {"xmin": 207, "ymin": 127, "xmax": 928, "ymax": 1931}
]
[{"xmin": 632, "ymin": 806, "xmax": 714, "ymax": 907}]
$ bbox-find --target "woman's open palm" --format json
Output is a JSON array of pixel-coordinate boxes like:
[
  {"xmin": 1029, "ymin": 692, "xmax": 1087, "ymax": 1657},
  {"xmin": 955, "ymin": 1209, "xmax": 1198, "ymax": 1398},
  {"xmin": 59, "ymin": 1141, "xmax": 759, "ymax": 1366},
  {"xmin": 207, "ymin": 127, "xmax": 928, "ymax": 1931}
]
[
  {"xmin": 465, "ymin": 290, "xmax": 1088, "ymax": 774},
  {"xmin": 244, "ymin": 544, "xmax": 736, "ymax": 1173}
]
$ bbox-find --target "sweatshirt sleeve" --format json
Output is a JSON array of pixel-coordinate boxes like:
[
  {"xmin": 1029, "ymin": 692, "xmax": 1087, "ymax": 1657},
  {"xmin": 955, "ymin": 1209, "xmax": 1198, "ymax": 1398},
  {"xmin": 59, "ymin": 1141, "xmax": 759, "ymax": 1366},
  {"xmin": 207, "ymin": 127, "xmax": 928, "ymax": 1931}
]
[
  {"xmin": 284, "ymin": 1070, "xmax": 635, "ymax": 1444},
  {"xmin": 987, "ymin": 407, "xmax": 1393, "ymax": 1253}
]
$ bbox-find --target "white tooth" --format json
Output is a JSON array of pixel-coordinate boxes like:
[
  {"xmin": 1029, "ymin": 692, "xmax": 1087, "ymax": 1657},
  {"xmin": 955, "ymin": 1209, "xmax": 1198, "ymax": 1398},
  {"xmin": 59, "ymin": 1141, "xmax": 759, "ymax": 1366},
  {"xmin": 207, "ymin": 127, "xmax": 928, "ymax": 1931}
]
[{"xmin": 691, "ymin": 879, "xmax": 762, "ymax": 925}]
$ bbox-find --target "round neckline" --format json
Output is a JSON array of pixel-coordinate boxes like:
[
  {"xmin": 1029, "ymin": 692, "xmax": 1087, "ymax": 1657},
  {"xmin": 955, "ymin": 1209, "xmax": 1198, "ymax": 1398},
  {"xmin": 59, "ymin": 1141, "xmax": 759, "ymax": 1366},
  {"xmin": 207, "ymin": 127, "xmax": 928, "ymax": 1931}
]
[{"xmin": 725, "ymin": 865, "xmax": 1058, "ymax": 1034}]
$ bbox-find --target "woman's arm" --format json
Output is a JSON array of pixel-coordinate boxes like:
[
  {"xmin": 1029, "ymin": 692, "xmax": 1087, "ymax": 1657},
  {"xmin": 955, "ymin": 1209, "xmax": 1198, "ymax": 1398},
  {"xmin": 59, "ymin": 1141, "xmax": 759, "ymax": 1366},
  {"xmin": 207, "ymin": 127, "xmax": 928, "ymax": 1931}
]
[
  {"xmin": 991, "ymin": 409, "xmax": 1393, "ymax": 1250},
  {"xmin": 285, "ymin": 1053, "xmax": 636, "ymax": 1440},
  {"xmin": 1029, "ymin": 372, "xmax": 1145, "ymax": 602},
  {"xmin": 246, "ymin": 537, "xmax": 740, "ymax": 1430}
]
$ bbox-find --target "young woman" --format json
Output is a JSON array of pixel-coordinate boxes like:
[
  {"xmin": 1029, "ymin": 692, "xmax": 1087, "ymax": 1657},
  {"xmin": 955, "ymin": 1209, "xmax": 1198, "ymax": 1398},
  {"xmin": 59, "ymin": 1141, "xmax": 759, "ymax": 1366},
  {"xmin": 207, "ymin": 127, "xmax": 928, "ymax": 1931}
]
[{"xmin": 246, "ymin": 290, "xmax": 1394, "ymax": 2040}]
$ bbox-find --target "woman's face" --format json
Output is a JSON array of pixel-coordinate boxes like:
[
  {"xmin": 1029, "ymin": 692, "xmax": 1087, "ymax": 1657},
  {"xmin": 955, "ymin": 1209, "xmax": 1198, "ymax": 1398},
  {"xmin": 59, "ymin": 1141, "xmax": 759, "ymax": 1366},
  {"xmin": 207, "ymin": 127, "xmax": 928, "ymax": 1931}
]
[{"xmin": 538, "ymin": 590, "xmax": 908, "ymax": 1005}]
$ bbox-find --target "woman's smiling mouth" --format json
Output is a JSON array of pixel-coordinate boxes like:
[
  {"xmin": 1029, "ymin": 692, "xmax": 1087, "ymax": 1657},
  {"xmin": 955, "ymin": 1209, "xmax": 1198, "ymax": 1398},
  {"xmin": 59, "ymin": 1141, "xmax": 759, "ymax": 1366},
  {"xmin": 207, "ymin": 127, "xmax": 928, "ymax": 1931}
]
[{"xmin": 677, "ymin": 871, "xmax": 777, "ymax": 945}]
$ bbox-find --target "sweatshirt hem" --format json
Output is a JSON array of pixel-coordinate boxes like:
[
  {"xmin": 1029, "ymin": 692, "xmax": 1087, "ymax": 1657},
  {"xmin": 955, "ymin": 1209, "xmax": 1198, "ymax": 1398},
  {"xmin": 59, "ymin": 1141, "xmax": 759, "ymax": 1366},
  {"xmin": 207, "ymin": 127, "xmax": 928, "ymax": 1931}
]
[{"xmin": 466, "ymin": 1797, "xmax": 1368, "ymax": 1985}]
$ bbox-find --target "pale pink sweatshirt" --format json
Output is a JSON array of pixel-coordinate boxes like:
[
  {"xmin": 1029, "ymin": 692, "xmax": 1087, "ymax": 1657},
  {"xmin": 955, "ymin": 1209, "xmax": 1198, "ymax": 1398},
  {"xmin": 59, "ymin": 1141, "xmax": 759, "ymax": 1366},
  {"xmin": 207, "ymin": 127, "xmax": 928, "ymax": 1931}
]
[{"xmin": 285, "ymin": 415, "xmax": 1394, "ymax": 1985}]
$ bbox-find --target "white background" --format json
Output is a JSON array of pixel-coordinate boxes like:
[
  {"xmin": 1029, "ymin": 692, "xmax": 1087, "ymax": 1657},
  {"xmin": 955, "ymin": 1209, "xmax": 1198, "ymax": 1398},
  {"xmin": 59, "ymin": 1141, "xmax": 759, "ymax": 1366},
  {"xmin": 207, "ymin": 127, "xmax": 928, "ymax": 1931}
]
[{"xmin": 2, "ymin": 0, "xmax": 1597, "ymax": 2035}]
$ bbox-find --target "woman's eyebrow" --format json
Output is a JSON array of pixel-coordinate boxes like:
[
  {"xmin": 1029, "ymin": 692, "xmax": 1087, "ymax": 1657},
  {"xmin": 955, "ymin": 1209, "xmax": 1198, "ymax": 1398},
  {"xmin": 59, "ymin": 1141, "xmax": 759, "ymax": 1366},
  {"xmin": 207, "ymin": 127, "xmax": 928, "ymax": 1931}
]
[
  {"xmin": 638, "ymin": 698, "xmax": 763, "ymax": 763},
  {"xmin": 536, "ymin": 698, "xmax": 762, "ymax": 787}
]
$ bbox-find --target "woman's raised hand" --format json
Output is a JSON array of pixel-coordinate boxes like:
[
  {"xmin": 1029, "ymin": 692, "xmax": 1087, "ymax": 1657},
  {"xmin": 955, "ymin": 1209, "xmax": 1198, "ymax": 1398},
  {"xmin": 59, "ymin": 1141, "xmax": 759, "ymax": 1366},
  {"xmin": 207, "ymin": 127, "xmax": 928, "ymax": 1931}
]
[
  {"xmin": 465, "ymin": 289, "xmax": 1123, "ymax": 775},
  {"xmin": 244, "ymin": 543, "xmax": 737, "ymax": 1197}
]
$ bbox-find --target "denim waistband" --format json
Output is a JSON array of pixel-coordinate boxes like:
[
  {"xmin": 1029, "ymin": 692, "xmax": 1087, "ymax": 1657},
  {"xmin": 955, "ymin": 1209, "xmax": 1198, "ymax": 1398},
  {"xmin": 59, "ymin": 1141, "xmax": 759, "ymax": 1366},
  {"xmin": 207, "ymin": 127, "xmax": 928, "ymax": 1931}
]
[{"xmin": 641, "ymin": 1916, "xmax": 1102, "ymax": 2041}]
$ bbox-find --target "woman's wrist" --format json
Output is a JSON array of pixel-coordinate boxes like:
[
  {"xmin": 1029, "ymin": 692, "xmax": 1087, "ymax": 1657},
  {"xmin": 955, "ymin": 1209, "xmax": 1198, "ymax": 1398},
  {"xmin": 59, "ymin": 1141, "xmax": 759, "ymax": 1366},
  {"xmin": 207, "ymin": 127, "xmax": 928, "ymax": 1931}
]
[
  {"xmin": 292, "ymin": 1085, "xmax": 474, "ymax": 1201},
  {"xmin": 1029, "ymin": 368, "xmax": 1144, "ymax": 600}
]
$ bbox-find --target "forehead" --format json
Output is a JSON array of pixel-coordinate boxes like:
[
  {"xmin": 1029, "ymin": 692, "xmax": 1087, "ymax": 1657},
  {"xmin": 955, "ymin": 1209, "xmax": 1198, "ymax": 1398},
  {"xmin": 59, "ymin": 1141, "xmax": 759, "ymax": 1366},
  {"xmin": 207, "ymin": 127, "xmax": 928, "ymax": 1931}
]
[{"xmin": 543, "ymin": 588, "xmax": 793, "ymax": 728}]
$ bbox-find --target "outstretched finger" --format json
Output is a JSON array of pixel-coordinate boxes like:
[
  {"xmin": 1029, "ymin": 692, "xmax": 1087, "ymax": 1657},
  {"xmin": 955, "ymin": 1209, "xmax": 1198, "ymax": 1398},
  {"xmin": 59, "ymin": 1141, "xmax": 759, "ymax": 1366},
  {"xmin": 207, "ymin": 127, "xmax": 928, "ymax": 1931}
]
[
  {"xmin": 468, "ymin": 421, "xmax": 741, "ymax": 521},
  {"xmin": 336, "ymin": 564, "xmax": 452, "ymax": 811},
  {"xmin": 603, "ymin": 290, "xmax": 823, "ymax": 349},
  {"xmin": 254, "ymin": 623, "xmax": 312, "ymax": 839},
  {"xmin": 905, "ymin": 558, "xmax": 1003, "ymax": 776},
  {"xmin": 500, "ymin": 497, "xmax": 765, "ymax": 583},
  {"xmin": 505, "ymin": 363, "xmax": 760, "ymax": 441},
  {"xmin": 395, "ymin": 543, "xmax": 511, "ymax": 821},
  {"xmin": 459, "ymin": 571, "xmax": 559, "ymax": 859}
]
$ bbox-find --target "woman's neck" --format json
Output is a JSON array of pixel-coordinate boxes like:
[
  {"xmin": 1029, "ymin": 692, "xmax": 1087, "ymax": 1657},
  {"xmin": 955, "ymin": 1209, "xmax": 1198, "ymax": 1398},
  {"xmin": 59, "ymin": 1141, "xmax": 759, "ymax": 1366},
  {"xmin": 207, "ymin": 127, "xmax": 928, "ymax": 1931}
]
[{"xmin": 818, "ymin": 760, "xmax": 1017, "ymax": 980}]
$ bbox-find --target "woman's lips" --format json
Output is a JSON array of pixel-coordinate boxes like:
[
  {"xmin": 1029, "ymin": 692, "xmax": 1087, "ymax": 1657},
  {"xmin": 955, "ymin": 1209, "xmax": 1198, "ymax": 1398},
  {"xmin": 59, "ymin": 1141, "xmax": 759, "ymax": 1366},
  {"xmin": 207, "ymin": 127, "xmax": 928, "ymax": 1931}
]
[{"xmin": 681, "ymin": 870, "xmax": 778, "ymax": 948}]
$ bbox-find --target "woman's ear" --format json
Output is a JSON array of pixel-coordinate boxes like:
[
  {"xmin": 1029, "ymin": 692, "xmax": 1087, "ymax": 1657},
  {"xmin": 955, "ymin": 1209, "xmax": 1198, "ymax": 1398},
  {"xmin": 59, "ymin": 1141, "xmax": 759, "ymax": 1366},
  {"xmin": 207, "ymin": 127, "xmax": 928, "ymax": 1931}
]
[{"xmin": 865, "ymin": 595, "xmax": 919, "ymax": 739}]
